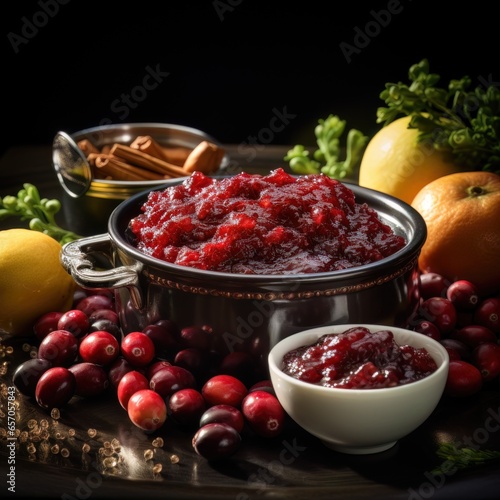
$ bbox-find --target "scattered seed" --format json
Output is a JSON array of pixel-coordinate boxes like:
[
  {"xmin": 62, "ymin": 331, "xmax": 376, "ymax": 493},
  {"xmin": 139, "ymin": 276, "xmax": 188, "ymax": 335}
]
[
  {"xmin": 103, "ymin": 456, "xmax": 118, "ymax": 468},
  {"xmin": 152, "ymin": 437, "xmax": 164, "ymax": 447}
]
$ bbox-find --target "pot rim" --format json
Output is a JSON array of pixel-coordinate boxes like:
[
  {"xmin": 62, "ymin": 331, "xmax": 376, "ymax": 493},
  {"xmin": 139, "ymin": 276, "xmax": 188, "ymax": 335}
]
[{"xmin": 106, "ymin": 176, "xmax": 427, "ymax": 290}]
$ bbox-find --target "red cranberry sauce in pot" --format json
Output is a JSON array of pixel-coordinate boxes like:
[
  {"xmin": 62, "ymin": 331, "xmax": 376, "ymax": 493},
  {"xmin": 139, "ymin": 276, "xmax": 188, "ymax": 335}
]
[
  {"xmin": 281, "ymin": 327, "xmax": 438, "ymax": 389},
  {"xmin": 128, "ymin": 168, "xmax": 406, "ymax": 274}
]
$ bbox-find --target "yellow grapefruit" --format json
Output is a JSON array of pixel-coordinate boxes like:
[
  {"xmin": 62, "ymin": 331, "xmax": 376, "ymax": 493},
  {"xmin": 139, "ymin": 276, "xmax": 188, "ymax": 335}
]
[
  {"xmin": 0, "ymin": 228, "xmax": 76, "ymax": 336},
  {"xmin": 358, "ymin": 116, "xmax": 463, "ymax": 204}
]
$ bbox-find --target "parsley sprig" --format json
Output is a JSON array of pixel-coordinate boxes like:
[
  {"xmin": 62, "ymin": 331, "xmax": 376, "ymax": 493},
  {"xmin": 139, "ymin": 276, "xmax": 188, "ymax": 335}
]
[
  {"xmin": 377, "ymin": 58, "xmax": 500, "ymax": 173},
  {"xmin": 0, "ymin": 183, "xmax": 82, "ymax": 244},
  {"xmin": 431, "ymin": 442, "xmax": 500, "ymax": 476},
  {"xmin": 284, "ymin": 114, "xmax": 368, "ymax": 179}
]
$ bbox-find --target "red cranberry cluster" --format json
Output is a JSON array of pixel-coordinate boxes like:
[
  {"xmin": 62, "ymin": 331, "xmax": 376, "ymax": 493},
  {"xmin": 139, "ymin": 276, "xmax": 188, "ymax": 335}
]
[
  {"xmin": 12, "ymin": 289, "xmax": 285, "ymax": 461},
  {"xmin": 409, "ymin": 274, "xmax": 500, "ymax": 398}
]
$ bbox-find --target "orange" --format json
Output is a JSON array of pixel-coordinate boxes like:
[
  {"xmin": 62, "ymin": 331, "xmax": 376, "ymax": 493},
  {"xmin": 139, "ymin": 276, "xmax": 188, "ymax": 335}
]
[
  {"xmin": 411, "ymin": 171, "xmax": 500, "ymax": 296},
  {"xmin": 0, "ymin": 228, "xmax": 76, "ymax": 336},
  {"xmin": 358, "ymin": 116, "xmax": 463, "ymax": 204}
]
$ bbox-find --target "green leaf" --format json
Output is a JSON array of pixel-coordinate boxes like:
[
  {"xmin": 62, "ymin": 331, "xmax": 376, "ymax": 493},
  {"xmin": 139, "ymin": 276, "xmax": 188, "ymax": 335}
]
[
  {"xmin": 431, "ymin": 442, "xmax": 500, "ymax": 476},
  {"xmin": 285, "ymin": 114, "xmax": 368, "ymax": 180},
  {"xmin": 0, "ymin": 184, "xmax": 82, "ymax": 244}
]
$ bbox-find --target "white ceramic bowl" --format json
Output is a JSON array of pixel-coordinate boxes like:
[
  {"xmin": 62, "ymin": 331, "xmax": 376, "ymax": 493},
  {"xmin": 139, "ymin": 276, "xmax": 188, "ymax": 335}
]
[{"xmin": 268, "ymin": 324, "xmax": 449, "ymax": 455}]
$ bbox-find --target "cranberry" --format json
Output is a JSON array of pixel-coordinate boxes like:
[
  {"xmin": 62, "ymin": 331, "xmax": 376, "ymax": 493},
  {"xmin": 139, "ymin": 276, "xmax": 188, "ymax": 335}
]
[
  {"xmin": 178, "ymin": 326, "xmax": 211, "ymax": 351},
  {"xmin": 72, "ymin": 288, "xmax": 88, "ymax": 305},
  {"xmin": 167, "ymin": 388, "xmax": 206, "ymax": 427},
  {"xmin": 174, "ymin": 348, "xmax": 210, "ymax": 379},
  {"xmin": 419, "ymin": 272, "xmax": 449, "ymax": 299},
  {"xmin": 79, "ymin": 330, "xmax": 120, "ymax": 365},
  {"xmin": 470, "ymin": 343, "xmax": 500, "ymax": 382},
  {"xmin": 89, "ymin": 319, "xmax": 122, "ymax": 341},
  {"xmin": 201, "ymin": 374, "xmax": 248, "ymax": 408},
  {"xmin": 199, "ymin": 404, "xmax": 245, "ymax": 433},
  {"xmin": 218, "ymin": 351, "xmax": 255, "ymax": 385},
  {"xmin": 75, "ymin": 294, "xmax": 114, "ymax": 316},
  {"xmin": 89, "ymin": 308, "xmax": 119, "ymax": 326},
  {"xmin": 450, "ymin": 325, "xmax": 497, "ymax": 349},
  {"xmin": 149, "ymin": 365, "xmax": 196, "ymax": 399},
  {"xmin": 57, "ymin": 309, "xmax": 90, "ymax": 338},
  {"xmin": 107, "ymin": 357, "xmax": 135, "ymax": 388},
  {"xmin": 474, "ymin": 297, "xmax": 500, "ymax": 334},
  {"xmin": 439, "ymin": 338, "xmax": 470, "ymax": 361},
  {"xmin": 192, "ymin": 423, "xmax": 241, "ymax": 461},
  {"xmin": 154, "ymin": 319, "xmax": 181, "ymax": 338},
  {"xmin": 13, "ymin": 358, "xmax": 52, "ymax": 397},
  {"xmin": 145, "ymin": 360, "xmax": 172, "ymax": 380},
  {"xmin": 68, "ymin": 362, "xmax": 109, "ymax": 397},
  {"xmin": 445, "ymin": 360, "xmax": 483, "ymax": 398},
  {"xmin": 248, "ymin": 379, "xmax": 276, "ymax": 396},
  {"xmin": 412, "ymin": 320, "xmax": 441, "ymax": 341},
  {"xmin": 121, "ymin": 332, "xmax": 155, "ymax": 367},
  {"xmin": 37, "ymin": 329, "xmax": 79, "ymax": 367},
  {"xmin": 241, "ymin": 390, "xmax": 285, "ymax": 438},
  {"xmin": 127, "ymin": 389, "xmax": 167, "ymax": 431},
  {"xmin": 142, "ymin": 323, "xmax": 180, "ymax": 356},
  {"xmin": 117, "ymin": 370, "xmax": 149, "ymax": 410},
  {"xmin": 446, "ymin": 280, "xmax": 480, "ymax": 311},
  {"xmin": 418, "ymin": 297, "xmax": 457, "ymax": 334},
  {"xmin": 33, "ymin": 312, "xmax": 63, "ymax": 341},
  {"xmin": 35, "ymin": 366, "xmax": 76, "ymax": 410}
]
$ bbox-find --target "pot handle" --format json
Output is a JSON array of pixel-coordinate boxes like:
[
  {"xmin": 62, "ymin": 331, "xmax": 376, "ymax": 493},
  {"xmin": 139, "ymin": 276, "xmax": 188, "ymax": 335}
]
[{"xmin": 60, "ymin": 234, "xmax": 143, "ymax": 308}]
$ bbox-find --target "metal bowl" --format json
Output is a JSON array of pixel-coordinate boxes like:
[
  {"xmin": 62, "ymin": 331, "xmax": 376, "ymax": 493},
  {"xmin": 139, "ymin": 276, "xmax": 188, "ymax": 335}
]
[
  {"xmin": 52, "ymin": 122, "xmax": 229, "ymax": 235},
  {"xmin": 60, "ymin": 178, "xmax": 426, "ymax": 376}
]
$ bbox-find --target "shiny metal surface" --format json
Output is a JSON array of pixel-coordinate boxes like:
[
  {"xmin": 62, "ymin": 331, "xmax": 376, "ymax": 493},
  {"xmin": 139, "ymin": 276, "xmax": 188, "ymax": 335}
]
[{"xmin": 52, "ymin": 123, "xmax": 230, "ymax": 235}]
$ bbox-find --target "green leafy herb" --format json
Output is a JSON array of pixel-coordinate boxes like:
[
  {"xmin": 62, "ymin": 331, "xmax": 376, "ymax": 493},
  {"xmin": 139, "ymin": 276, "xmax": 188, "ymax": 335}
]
[
  {"xmin": 0, "ymin": 183, "xmax": 82, "ymax": 244},
  {"xmin": 377, "ymin": 58, "xmax": 500, "ymax": 173},
  {"xmin": 284, "ymin": 114, "xmax": 369, "ymax": 179},
  {"xmin": 431, "ymin": 442, "xmax": 500, "ymax": 475}
]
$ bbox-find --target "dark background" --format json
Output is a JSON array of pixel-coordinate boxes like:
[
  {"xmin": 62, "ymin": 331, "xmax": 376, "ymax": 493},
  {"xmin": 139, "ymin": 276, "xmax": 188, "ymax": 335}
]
[{"xmin": 1, "ymin": 0, "xmax": 498, "ymax": 156}]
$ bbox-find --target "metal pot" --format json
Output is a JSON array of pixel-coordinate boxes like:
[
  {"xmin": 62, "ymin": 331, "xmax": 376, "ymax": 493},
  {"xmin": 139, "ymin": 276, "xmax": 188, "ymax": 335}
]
[{"xmin": 60, "ymin": 181, "xmax": 426, "ymax": 375}]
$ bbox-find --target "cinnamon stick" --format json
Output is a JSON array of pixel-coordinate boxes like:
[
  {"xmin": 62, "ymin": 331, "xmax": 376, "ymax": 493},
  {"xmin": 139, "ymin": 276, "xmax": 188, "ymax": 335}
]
[
  {"xmin": 77, "ymin": 139, "xmax": 99, "ymax": 156},
  {"xmin": 159, "ymin": 145, "xmax": 193, "ymax": 166},
  {"xmin": 130, "ymin": 135, "xmax": 169, "ymax": 160},
  {"xmin": 93, "ymin": 154, "xmax": 165, "ymax": 181},
  {"xmin": 182, "ymin": 141, "xmax": 225, "ymax": 174},
  {"xmin": 110, "ymin": 143, "xmax": 187, "ymax": 178}
]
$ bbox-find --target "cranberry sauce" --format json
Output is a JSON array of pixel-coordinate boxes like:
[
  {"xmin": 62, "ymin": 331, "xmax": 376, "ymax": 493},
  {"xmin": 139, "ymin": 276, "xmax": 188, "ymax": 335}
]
[
  {"xmin": 128, "ymin": 168, "xmax": 406, "ymax": 274},
  {"xmin": 281, "ymin": 327, "xmax": 438, "ymax": 389}
]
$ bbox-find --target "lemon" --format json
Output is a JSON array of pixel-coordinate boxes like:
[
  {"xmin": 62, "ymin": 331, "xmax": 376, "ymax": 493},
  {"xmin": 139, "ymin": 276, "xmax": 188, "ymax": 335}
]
[
  {"xmin": 0, "ymin": 228, "xmax": 76, "ymax": 336},
  {"xmin": 358, "ymin": 116, "xmax": 463, "ymax": 204}
]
